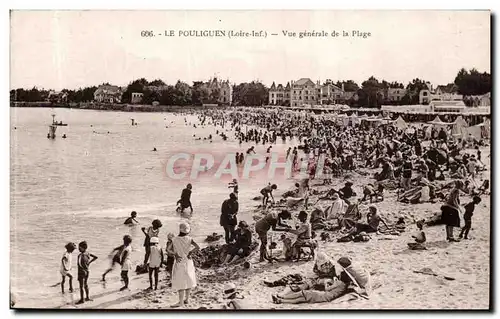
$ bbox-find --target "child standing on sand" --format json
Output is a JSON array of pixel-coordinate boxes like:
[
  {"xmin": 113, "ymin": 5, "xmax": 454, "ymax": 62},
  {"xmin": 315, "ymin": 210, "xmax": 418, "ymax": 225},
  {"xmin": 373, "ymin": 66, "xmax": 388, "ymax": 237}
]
[
  {"xmin": 148, "ymin": 237, "xmax": 163, "ymax": 290},
  {"xmin": 141, "ymin": 219, "xmax": 162, "ymax": 266},
  {"xmin": 76, "ymin": 241, "xmax": 98, "ymax": 305},
  {"xmin": 164, "ymin": 233, "xmax": 175, "ymax": 284},
  {"xmin": 60, "ymin": 242, "xmax": 76, "ymax": 293},
  {"xmin": 119, "ymin": 235, "xmax": 133, "ymax": 291},
  {"xmin": 459, "ymin": 196, "xmax": 481, "ymax": 239}
]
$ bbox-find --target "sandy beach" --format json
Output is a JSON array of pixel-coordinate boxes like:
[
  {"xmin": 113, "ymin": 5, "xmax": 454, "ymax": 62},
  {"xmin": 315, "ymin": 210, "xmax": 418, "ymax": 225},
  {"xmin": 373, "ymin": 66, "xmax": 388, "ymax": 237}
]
[{"xmin": 51, "ymin": 147, "xmax": 490, "ymax": 311}]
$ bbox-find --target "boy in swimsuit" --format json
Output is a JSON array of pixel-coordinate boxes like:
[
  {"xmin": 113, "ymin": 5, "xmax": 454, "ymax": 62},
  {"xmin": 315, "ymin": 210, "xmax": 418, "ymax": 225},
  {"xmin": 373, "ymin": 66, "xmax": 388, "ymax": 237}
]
[
  {"xmin": 101, "ymin": 243, "xmax": 125, "ymax": 282},
  {"xmin": 76, "ymin": 241, "xmax": 98, "ymax": 305}
]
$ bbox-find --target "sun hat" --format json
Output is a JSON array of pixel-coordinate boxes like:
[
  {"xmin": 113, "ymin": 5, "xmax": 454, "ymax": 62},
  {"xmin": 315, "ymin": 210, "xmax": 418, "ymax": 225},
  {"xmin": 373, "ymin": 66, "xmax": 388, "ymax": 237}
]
[
  {"xmin": 238, "ymin": 220, "xmax": 248, "ymax": 228},
  {"xmin": 224, "ymin": 283, "xmax": 236, "ymax": 294},
  {"xmin": 179, "ymin": 222, "xmax": 191, "ymax": 234},
  {"xmin": 150, "ymin": 237, "xmax": 159, "ymax": 244}
]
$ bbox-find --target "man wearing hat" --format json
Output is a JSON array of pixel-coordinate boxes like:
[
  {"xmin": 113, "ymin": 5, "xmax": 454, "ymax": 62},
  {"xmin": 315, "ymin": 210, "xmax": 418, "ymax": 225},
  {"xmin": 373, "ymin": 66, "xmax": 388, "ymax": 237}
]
[
  {"xmin": 337, "ymin": 257, "xmax": 370, "ymax": 295},
  {"xmin": 220, "ymin": 193, "xmax": 239, "ymax": 244}
]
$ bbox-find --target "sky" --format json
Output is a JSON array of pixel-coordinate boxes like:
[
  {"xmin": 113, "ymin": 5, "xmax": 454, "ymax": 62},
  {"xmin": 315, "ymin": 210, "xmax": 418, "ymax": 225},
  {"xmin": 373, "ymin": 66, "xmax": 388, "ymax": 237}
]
[{"xmin": 10, "ymin": 10, "xmax": 491, "ymax": 90}]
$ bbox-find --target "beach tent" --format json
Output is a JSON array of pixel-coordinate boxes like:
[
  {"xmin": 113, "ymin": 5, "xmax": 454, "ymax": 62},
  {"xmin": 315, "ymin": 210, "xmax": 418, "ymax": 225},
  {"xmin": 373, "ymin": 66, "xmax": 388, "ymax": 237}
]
[
  {"xmin": 393, "ymin": 116, "xmax": 408, "ymax": 130},
  {"xmin": 428, "ymin": 116, "xmax": 451, "ymax": 126},
  {"xmin": 483, "ymin": 118, "xmax": 491, "ymax": 138},
  {"xmin": 451, "ymin": 116, "xmax": 469, "ymax": 139}
]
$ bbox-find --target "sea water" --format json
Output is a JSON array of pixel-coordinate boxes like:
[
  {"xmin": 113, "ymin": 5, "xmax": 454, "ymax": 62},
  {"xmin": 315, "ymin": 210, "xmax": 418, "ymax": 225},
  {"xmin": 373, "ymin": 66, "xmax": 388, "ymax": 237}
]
[{"xmin": 10, "ymin": 107, "xmax": 298, "ymax": 308}]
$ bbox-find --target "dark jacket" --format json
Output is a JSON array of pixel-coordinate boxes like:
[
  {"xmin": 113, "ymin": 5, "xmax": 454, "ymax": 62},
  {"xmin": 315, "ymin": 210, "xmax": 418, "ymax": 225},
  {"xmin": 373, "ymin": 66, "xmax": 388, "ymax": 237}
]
[{"xmin": 220, "ymin": 199, "xmax": 239, "ymax": 226}]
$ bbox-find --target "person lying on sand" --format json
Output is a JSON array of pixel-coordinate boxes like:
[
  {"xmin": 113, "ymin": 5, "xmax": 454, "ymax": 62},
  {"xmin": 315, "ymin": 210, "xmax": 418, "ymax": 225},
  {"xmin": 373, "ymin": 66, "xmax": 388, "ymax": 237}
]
[{"xmin": 272, "ymin": 257, "xmax": 370, "ymax": 304}]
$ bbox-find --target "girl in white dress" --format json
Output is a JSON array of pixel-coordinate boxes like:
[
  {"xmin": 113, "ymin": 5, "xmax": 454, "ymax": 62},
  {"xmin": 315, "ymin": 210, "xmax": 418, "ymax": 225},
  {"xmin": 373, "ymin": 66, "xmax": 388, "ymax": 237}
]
[
  {"xmin": 60, "ymin": 242, "xmax": 76, "ymax": 293},
  {"xmin": 168, "ymin": 222, "xmax": 200, "ymax": 308}
]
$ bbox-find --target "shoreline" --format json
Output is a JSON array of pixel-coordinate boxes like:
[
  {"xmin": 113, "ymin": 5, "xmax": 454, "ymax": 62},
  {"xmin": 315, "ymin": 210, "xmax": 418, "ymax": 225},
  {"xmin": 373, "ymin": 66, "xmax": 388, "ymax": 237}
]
[
  {"xmin": 10, "ymin": 108, "xmax": 491, "ymax": 310},
  {"xmin": 37, "ymin": 149, "xmax": 490, "ymax": 310}
]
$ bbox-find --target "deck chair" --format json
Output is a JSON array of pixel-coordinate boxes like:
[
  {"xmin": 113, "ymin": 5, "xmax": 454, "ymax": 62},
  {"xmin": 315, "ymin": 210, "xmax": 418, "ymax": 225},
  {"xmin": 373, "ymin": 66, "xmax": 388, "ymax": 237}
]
[{"xmin": 338, "ymin": 201, "xmax": 362, "ymax": 229}]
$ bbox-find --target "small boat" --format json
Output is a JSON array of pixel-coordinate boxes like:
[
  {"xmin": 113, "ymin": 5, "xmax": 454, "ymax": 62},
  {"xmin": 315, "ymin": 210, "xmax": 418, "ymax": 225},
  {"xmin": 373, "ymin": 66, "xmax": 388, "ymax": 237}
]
[{"xmin": 51, "ymin": 114, "xmax": 67, "ymax": 126}]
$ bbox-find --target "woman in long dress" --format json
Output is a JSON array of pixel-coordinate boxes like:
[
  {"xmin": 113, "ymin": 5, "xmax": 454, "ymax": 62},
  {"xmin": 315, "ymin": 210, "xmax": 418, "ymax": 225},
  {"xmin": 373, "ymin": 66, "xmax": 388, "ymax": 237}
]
[
  {"xmin": 441, "ymin": 180, "xmax": 463, "ymax": 242},
  {"xmin": 168, "ymin": 222, "xmax": 200, "ymax": 308}
]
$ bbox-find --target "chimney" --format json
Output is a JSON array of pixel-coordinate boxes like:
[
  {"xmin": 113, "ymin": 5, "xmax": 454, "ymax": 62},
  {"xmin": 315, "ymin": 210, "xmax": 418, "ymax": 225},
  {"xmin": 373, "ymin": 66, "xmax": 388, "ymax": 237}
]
[{"xmin": 342, "ymin": 83, "xmax": 345, "ymax": 91}]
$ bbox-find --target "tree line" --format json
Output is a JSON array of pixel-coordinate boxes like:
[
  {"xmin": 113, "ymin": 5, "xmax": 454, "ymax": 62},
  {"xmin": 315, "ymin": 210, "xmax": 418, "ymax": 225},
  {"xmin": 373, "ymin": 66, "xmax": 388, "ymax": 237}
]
[{"xmin": 10, "ymin": 68, "xmax": 490, "ymax": 108}]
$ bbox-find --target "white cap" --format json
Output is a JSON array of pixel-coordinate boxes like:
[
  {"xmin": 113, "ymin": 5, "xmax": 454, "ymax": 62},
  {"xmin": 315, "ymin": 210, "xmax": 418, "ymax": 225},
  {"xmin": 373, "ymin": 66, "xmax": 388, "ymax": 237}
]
[{"xmin": 224, "ymin": 283, "xmax": 236, "ymax": 294}]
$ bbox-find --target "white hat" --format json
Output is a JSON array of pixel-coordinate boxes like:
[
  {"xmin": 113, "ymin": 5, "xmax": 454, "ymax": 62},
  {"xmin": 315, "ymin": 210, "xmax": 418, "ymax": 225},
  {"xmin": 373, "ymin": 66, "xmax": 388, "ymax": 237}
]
[
  {"xmin": 150, "ymin": 237, "xmax": 159, "ymax": 244},
  {"xmin": 179, "ymin": 222, "xmax": 191, "ymax": 234},
  {"xmin": 224, "ymin": 283, "xmax": 236, "ymax": 294}
]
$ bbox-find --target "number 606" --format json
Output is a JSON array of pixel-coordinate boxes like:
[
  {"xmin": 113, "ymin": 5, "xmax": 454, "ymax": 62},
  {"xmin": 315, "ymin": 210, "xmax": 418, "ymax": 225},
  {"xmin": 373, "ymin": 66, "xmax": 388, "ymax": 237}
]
[{"xmin": 141, "ymin": 31, "xmax": 154, "ymax": 37}]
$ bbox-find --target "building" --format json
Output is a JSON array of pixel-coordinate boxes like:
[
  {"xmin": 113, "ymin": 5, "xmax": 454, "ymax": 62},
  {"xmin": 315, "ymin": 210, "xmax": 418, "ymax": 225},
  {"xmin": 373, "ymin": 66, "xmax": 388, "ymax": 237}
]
[
  {"xmin": 419, "ymin": 83, "xmax": 462, "ymax": 104},
  {"xmin": 47, "ymin": 90, "xmax": 68, "ymax": 104},
  {"xmin": 270, "ymin": 78, "xmax": 350, "ymax": 107},
  {"xmin": 434, "ymin": 84, "xmax": 463, "ymax": 101},
  {"xmin": 319, "ymin": 80, "xmax": 345, "ymax": 104},
  {"xmin": 381, "ymin": 104, "xmax": 432, "ymax": 113},
  {"xmin": 290, "ymin": 78, "xmax": 319, "ymax": 107},
  {"xmin": 430, "ymin": 100, "xmax": 466, "ymax": 113},
  {"xmin": 387, "ymin": 88, "xmax": 407, "ymax": 102},
  {"xmin": 131, "ymin": 92, "xmax": 144, "ymax": 104},
  {"xmin": 343, "ymin": 91, "xmax": 359, "ymax": 102},
  {"xmin": 206, "ymin": 77, "xmax": 232, "ymax": 105},
  {"xmin": 464, "ymin": 92, "xmax": 491, "ymax": 107},
  {"xmin": 269, "ymin": 82, "xmax": 291, "ymax": 105},
  {"xmin": 93, "ymin": 84, "xmax": 123, "ymax": 103}
]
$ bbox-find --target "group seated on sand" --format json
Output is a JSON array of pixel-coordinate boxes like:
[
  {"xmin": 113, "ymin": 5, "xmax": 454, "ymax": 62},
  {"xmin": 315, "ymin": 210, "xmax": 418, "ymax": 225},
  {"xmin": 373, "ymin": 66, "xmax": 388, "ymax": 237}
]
[{"xmin": 267, "ymin": 254, "xmax": 371, "ymax": 305}]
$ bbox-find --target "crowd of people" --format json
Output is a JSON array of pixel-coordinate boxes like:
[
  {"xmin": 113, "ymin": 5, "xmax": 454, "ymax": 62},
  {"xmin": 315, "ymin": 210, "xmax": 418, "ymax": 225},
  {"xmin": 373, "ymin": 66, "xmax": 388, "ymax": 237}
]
[{"xmin": 56, "ymin": 107, "xmax": 490, "ymax": 308}]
